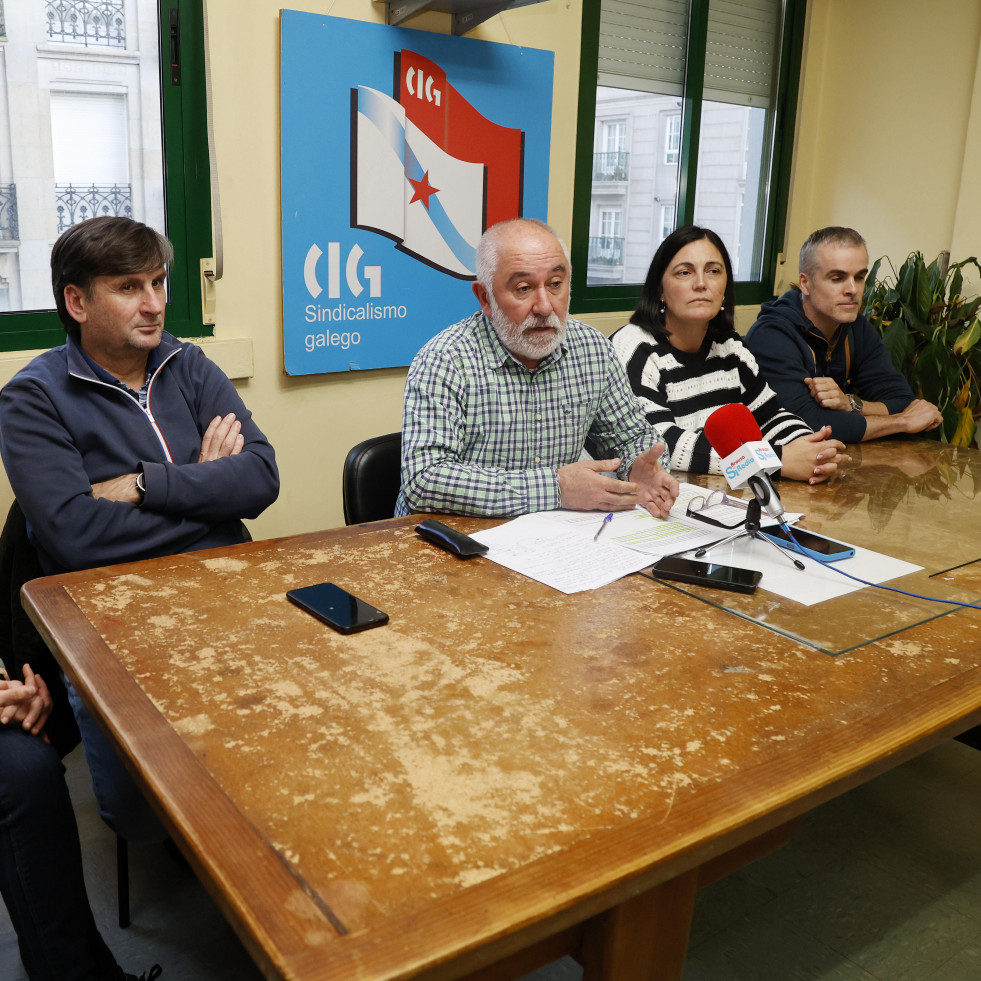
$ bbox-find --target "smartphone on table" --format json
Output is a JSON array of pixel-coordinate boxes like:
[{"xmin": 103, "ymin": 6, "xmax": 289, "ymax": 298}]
[
  {"xmin": 757, "ymin": 525, "xmax": 855, "ymax": 563},
  {"xmin": 287, "ymin": 582, "xmax": 389, "ymax": 634},
  {"xmin": 651, "ymin": 556, "xmax": 761, "ymax": 594}
]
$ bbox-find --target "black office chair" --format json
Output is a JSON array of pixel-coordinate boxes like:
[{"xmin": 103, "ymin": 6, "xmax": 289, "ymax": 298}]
[
  {"xmin": 342, "ymin": 432, "xmax": 403, "ymax": 524},
  {"xmin": 0, "ymin": 501, "xmax": 133, "ymax": 928}
]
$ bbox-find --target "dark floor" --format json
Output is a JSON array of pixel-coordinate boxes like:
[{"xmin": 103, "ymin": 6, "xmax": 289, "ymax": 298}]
[{"xmin": 2, "ymin": 739, "xmax": 981, "ymax": 980}]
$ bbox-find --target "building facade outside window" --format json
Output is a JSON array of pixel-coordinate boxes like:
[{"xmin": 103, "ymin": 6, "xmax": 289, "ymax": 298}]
[
  {"xmin": 0, "ymin": 0, "xmax": 210, "ymax": 349},
  {"xmin": 572, "ymin": 0, "xmax": 805, "ymax": 311}
]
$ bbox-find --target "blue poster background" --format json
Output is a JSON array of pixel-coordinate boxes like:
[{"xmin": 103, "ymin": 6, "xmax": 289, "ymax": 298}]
[{"xmin": 281, "ymin": 11, "xmax": 554, "ymax": 375}]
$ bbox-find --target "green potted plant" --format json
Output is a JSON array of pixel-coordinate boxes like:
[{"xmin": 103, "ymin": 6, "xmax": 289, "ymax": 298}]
[{"xmin": 863, "ymin": 250, "xmax": 981, "ymax": 446}]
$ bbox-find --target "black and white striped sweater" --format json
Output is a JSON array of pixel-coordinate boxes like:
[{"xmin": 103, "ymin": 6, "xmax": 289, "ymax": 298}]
[{"xmin": 610, "ymin": 322, "xmax": 813, "ymax": 475}]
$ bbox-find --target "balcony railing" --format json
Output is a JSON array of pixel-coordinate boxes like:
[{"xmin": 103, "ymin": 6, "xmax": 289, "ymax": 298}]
[
  {"xmin": 0, "ymin": 184, "xmax": 18, "ymax": 241},
  {"xmin": 592, "ymin": 151, "xmax": 629, "ymax": 182},
  {"xmin": 46, "ymin": 0, "xmax": 125, "ymax": 48},
  {"xmin": 588, "ymin": 236, "xmax": 624, "ymax": 267},
  {"xmin": 56, "ymin": 183, "xmax": 132, "ymax": 232}
]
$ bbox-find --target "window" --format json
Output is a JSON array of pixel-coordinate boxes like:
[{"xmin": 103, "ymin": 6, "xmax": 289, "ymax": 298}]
[
  {"xmin": 665, "ymin": 113, "xmax": 681, "ymax": 165},
  {"xmin": 594, "ymin": 119, "xmax": 629, "ymax": 182},
  {"xmin": 571, "ymin": 0, "xmax": 806, "ymax": 312},
  {"xmin": 0, "ymin": 0, "xmax": 211, "ymax": 351},
  {"xmin": 602, "ymin": 120, "xmax": 626, "ymax": 154},
  {"xmin": 588, "ymin": 207, "xmax": 625, "ymax": 276},
  {"xmin": 599, "ymin": 208, "xmax": 622, "ymax": 239}
]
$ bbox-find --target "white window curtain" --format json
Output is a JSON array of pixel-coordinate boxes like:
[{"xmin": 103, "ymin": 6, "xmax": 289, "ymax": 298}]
[{"xmin": 50, "ymin": 91, "xmax": 130, "ymax": 184}]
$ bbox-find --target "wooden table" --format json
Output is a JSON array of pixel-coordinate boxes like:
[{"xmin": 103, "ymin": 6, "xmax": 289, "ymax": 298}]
[{"xmin": 22, "ymin": 440, "xmax": 981, "ymax": 981}]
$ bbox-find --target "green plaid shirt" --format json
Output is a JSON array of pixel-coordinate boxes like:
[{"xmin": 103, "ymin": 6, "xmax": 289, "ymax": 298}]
[{"xmin": 395, "ymin": 312, "xmax": 667, "ymax": 517}]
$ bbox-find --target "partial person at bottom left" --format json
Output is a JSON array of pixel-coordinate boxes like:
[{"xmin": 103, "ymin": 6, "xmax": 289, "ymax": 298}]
[{"xmin": 0, "ymin": 663, "xmax": 162, "ymax": 981}]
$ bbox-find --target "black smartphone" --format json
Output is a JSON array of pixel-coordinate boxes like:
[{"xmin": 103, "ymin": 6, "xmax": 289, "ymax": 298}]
[
  {"xmin": 651, "ymin": 556, "xmax": 762, "ymax": 594},
  {"xmin": 287, "ymin": 582, "xmax": 389, "ymax": 634},
  {"xmin": 757, "ymin": 525, "xmax": 855, "ymax": 562}
]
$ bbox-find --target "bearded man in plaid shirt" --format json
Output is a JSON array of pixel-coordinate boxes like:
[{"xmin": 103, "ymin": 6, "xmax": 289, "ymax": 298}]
[{"xmin": 396, "ymin": 218, "xmax": 678, "ymax": 519}]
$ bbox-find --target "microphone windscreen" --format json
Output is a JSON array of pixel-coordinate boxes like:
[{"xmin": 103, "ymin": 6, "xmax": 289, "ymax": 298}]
[{"xmin": 703, "ymin": 403, "xmax": 764, "ymax": 458}]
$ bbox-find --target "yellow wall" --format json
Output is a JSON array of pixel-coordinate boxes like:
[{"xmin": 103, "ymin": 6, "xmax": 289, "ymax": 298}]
[
  {"xmin": 779, "ymin": 0, "xmax": 981, "ymax": 293},
  {"xmin": 951, "ymin": 10, "xmax": 981, "ymax": 284},
  {"xmin": 2, "ymin": 0, "xmax": 981, "ymax": 541}
]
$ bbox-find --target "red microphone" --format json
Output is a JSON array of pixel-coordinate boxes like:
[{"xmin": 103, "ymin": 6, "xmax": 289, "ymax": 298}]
[
  {"xmin": 703, "ymin": 403, "xmax": 764, "ymax": 458},
  {"xmin": 703, "ymin": 403, "xmax": 786, "ymax": 521}
]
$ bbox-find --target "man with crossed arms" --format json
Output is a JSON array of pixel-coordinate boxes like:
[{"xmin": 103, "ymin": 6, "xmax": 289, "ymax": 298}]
[{"xmin": 0, "ymin": 216, "xmax": 279, "ymax": 846}]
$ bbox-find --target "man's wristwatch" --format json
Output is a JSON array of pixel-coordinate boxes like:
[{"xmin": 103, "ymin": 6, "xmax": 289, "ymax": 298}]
[
  {"xmin": 135, "ymin": 469, "xmax": 146, "ymax": 505},
  {"xmin": 848, "ymin": 394, "xmax": 864, "ymax": 413}
]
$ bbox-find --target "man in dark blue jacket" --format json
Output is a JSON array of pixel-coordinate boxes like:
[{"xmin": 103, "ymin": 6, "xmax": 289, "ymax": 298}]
[
  {"xmin": 0, "ymin": 216, "xmax": 279, "ymax": 839},
  {"xmin": 0, "ymin": 217, "xmax": 278, "ymax": 978},
  {"xmin": 745, "ymin": 226, "xmax": 942, "ymax": 442}
]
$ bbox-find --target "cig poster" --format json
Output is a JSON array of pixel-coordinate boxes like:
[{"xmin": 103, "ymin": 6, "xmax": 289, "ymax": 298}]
[{"xmin": 281, "ymin": 11, "xmax": 554, "ymax": 374}]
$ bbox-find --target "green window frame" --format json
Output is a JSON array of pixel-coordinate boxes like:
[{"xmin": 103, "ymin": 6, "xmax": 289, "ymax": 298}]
[
  {"xmin": 0, "ymin": 0, "xmax": 212, "ymax": 352},
  {"xmin": 570, "ymin": 0, "xmax": 807, "ymax": 316}
]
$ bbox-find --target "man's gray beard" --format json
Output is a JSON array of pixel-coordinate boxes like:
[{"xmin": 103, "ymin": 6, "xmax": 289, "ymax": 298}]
[{"xmin": 488, "ymin": 301, "xmax": 567, "ymax": 363}]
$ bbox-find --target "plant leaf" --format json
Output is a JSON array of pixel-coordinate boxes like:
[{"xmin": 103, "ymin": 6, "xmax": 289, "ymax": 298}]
[
  {"xmin": 950, "ymin": 405, "xmax": 977, "ymax": 447},
  {"xmin": 961, "ymin": 297, "xmax": 981, "ymax": 321},
  {"xmin": 954, "ymin": 318, "xmax": 981, "ymax": 357},
  {"xmin": 882, "ymin": 319, "xmax": 914, "ymax": 372},
  {"xmin": 863, "ymin": 256, "xmax": 883, "ymax": 312},
  {"xmin": 899, "ymin": 298, "xmax": 930, "ymax": 337},
  {"xmin": 914, "ymin": 340, "xmax": 952, "ymax": 405},
  {"xmin": 897, "ymin": 253, "xmax": 918, "ymax": 303},
  {"xmin": 917, "ymin": 254, "xmax": 941, "ymax": 322},
  {"xmin": 950, "ymin": 266, "xmax": 964, "ymax": 303}
]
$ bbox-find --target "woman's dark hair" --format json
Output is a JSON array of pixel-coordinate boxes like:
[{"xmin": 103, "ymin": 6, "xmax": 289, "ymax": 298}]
[{"xmin": 630, "ymin": 225, "xmax": 735, "ymax": 342}]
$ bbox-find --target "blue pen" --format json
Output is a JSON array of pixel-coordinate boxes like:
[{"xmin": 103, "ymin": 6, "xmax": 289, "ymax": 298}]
[{"xmin": 593, "ymin": 512, "xmax": 614, "ymax": 541}]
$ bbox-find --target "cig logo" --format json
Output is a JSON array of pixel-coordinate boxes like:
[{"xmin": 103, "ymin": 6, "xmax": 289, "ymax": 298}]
[
  {"xmin": 304, "ymin": 243, "xmax": 381, "ymax": 300},
  {"xmin": 405, "ymin": 65, "xmax": 441, "ymax": 106}
]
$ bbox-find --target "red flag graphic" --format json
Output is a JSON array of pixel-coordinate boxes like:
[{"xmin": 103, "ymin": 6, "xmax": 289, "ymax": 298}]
[{"xmin": 397, "ymin": 50, "xmax": 524, "ymax": 229}]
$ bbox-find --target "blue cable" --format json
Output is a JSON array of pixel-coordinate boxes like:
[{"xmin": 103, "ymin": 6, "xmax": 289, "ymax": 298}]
[{"xmin": 781, "ymin": 537, "xmax": 981, "ymax": 610}]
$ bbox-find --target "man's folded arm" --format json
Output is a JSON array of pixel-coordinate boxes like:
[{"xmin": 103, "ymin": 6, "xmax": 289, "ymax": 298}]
[
  {"xmin": 849, "ymin": 328, "xmax": 916, "ymax": 413},
  {"xmin": 2, "ymin": 422, "xmax": 215, "ymax": 573},
  {"xmin": 139, "ymin": 349, "xmax": 279, "ymax": 521},
  {"xmin": 139, "ymin": 439, "xmax": 278, "ymax": 521},
  {"xmin": 746, "ymin": 324, "xmax": 868, "ymax": 442}
]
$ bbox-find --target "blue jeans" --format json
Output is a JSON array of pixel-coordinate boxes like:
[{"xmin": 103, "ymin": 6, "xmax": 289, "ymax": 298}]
[
  {"xmin": 0, "ymin": 728, "xmax": 123, "ymax": 980},
  {"xmin": 66, "ymin": 679, "xmax": 166, "ymax": 845}
]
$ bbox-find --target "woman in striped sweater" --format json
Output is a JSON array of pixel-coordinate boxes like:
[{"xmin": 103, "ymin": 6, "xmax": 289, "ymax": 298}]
[{"xmin": 610, "ymin": 226, "xmax": 848, "ymax": 484}]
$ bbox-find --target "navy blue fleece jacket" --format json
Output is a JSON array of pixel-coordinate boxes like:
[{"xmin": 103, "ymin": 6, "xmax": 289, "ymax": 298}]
[
  {"xmin": 745, "ymin": 289, "xmax": 914, "ymax": 443},
  {"xmin": 0, "ymin": 332, "xmax": 279, "ymax": 573}
]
